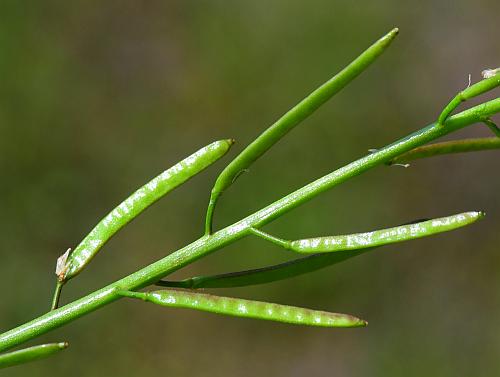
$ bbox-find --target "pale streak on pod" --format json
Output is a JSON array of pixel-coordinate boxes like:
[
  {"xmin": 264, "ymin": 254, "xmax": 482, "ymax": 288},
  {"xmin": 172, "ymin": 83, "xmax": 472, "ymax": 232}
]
[
  {"xmin": 119, "ymin": 290, "xmax": 367, "ymax": 328},
  {"xmin": 58, "ymin": 139, "xmax": 234, "ymax": 282},
  {"xmin": 0, "ymin": 342, "xmax": 68, "ymax": 369},
  {"xmin": 290, "ymin": 211, "xmax": 484, "ymax": 253}
]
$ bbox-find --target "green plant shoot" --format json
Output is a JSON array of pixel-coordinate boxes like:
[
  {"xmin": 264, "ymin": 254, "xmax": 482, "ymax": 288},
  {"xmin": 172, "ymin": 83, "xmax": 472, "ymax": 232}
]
[{"xmin": 0, "ymin": 28, "xmax": 499, "ymax": 361}]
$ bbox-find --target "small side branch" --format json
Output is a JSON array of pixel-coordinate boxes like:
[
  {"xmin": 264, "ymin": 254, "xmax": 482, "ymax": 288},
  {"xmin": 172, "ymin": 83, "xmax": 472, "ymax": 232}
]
[
  {"xmin": 483, "ymin": 118, "xmax": 500, "ymax": 137},
  {"xmin": 248, "ymin": 227, "xmax": 292, "ymax": 249},
  {"xmin": 389, "ymin": 137, "xmax": 500, "ymax": 165},
  {"xmin": 437, "ymin": 73, "xmax": 500, "ymax": 125},
  {"xmin": 50, "ymin": 281, "xmax": 64, "ymax": 311}
]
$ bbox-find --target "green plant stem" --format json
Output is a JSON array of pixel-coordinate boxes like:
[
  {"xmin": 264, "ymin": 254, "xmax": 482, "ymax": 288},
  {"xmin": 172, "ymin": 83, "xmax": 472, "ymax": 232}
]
[
  {"xmin": 50, "ymin": 281, "xmax": 64, "ymax": 311},
  {"xmin": 390, "ymin": 137, "xmax": 500, "ymax": 165},
  {"xmin": 0, "ymin": 98, "xmax": 499, "ymax": 352}
]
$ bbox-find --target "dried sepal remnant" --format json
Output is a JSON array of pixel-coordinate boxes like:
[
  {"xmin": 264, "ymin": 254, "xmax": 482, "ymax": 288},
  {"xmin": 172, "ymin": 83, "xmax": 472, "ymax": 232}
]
[
  {"xmin": 55, "ymin": 248, "xmax": 71, "ymax": 279},
  {"xmin": 0, "ymin": 342, "xmax": 68, "ymax": 369},
  {"xmin": 204, "ymin": 28, "xmax": 399, "ymax": 235},
  {"xmin": 60, "ymin": 140, "xmax": 234, "ymax": 283},
  {"xmin": 119, "ymin": 290, "xmax": 367, "ymax": 328},
  {"xmin": 482, "ymin": 68, "xmax": 500, "ymax": 79}
]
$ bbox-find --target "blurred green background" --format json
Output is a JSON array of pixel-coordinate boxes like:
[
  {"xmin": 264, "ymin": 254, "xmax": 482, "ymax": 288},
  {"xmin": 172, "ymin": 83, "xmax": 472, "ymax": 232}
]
[{"xmin": 1, "ymin": 1, "xmax": 499, "ymax": 376}]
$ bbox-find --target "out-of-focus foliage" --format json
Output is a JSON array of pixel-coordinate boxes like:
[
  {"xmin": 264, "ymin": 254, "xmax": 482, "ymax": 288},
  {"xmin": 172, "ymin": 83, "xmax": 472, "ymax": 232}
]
[{"xmin": 0, "ymin": 1, "xmax": 498, "ymax": 376}]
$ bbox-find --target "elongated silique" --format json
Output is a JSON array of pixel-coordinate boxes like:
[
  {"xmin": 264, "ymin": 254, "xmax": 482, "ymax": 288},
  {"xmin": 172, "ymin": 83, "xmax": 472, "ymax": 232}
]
[
  {"xmin": 119, "ymin": 290, "xmax": 367, "ymax": 328},
  {"xmin": 58, "ymin": 139, "xmax": 234, "ymax": 283},
  {"xmin": 158, "ymin": 212, "xmax": 483, "ymax": 289},
  {"xmin": 288, "ymin": 211, "xmax": 483, "ymax": 253},
  {"xmin": 0, "ymin": 342, "xmax": 68, "ymax": 369},
  {"xmin": 204, "ymin": 28, "xmax": 399, "ymax": 234}
]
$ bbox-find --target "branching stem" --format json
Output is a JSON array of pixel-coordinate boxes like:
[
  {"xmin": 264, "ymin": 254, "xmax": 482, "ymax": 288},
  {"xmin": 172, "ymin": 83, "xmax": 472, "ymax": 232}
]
[{"xmin": 0, "ymin": 98, "xmax": 499, "ymax": 353}]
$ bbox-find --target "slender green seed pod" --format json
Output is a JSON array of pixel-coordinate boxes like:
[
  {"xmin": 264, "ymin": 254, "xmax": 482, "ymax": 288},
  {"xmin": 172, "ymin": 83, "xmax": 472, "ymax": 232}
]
[
  {"xmin": 0, "ymin": 342, "xmax": 68, "ymax": 369},
  {"xmin": 119, "ymin": 290, "xmax": 366, "ymax": 328},
  {"xmin": 157, "ymin": 249, "xmax": 370, "ymax": 289},
  {"xmin": 438, "ymin": 73, "xmax": 500, "ymax": 125},
  {"xmin": 389, "ymin": 137, "xmax": 500, "ymax": 165},
  {"xmin": 158, "ymin": 212, "xmax": 483, "ymax": 289},
  {"xmin": 56, "ymin": 139, "xmax": 233, "ymax": 284},
  {"xmin": 204, "ymin": 28, "xmax": 399, "ymax": 234},
  {"xmin": 288, "ymin": 211, "xmax": 484, "ymax": 253}
]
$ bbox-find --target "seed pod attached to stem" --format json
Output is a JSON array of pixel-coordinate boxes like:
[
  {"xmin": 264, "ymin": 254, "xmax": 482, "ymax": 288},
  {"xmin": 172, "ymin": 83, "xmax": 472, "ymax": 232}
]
[
  {"xmin": 158, "ymin": 212, "xmax": 483, "ymax": 289},
  {"xmin": 119, "ymin": 289, "xmax": 366, "ymax": 328},
  {"xmin": 51, "ymin": 139, "xmax": 234, "ymax": 310},
  {"xmin": 204, "ymin": 28, "xmax": 399, "ymax": 235},
  {"xmin": 248, "ymin": 211, "xmax": 484, "ymax": 253}
]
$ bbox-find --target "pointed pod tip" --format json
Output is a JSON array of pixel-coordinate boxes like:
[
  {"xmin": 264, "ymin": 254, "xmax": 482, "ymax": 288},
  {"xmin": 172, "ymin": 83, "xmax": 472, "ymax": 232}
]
[
  {"xmin": 356, "ymin": 319, "xmax": 368, "ymax": 327},
  {"xmin": 385, "ymin": 27, "xmax": 399, "ymax": 41},
  {"xmin": 467, "ymin": 210, "xmax": 486, "ymax": 220},
  {"xmin": 376, "ymin": 27, "xmax": 399, "ymax": 49},
  {"xmin": 57, "ymin": 342, "xmax": 69, "ymax": 349}
]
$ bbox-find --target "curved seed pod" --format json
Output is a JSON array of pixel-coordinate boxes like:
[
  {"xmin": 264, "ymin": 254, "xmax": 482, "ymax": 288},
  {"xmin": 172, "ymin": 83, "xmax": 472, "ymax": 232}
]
[
  {"xmin": 204, "ymin": 28, "xmax": 399, "ymax": 234},
  {"xmin": 289, "ymin": 211, "xmax": 484, "ymax": 253},
  {"xmin": 438, "ymin": 72, "xmax": 500, "ymax": 125},
  {"xmin": 0, "ymin": 342, "xmax": 68, "ymax": 369},
  {"xmin": 119, "ymin": 290, "xmax": 366, "ymax": 328},
  {"xmin": 56, "ymin": 139, "xmax": 233, "ymax": 284},
  {"xmin": 389, "ymin": 137, "xmax": 500, "ymax": 165},
  {"xmin": 157, "ymin": 249, "xmax": 371, "ymax": 289}
]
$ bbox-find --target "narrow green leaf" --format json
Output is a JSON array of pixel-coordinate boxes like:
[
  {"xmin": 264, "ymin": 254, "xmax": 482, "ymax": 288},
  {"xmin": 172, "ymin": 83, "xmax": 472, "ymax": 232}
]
[{"xmin": 157, "ymin": 250, "xmax": 369, "ymax": 289}]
